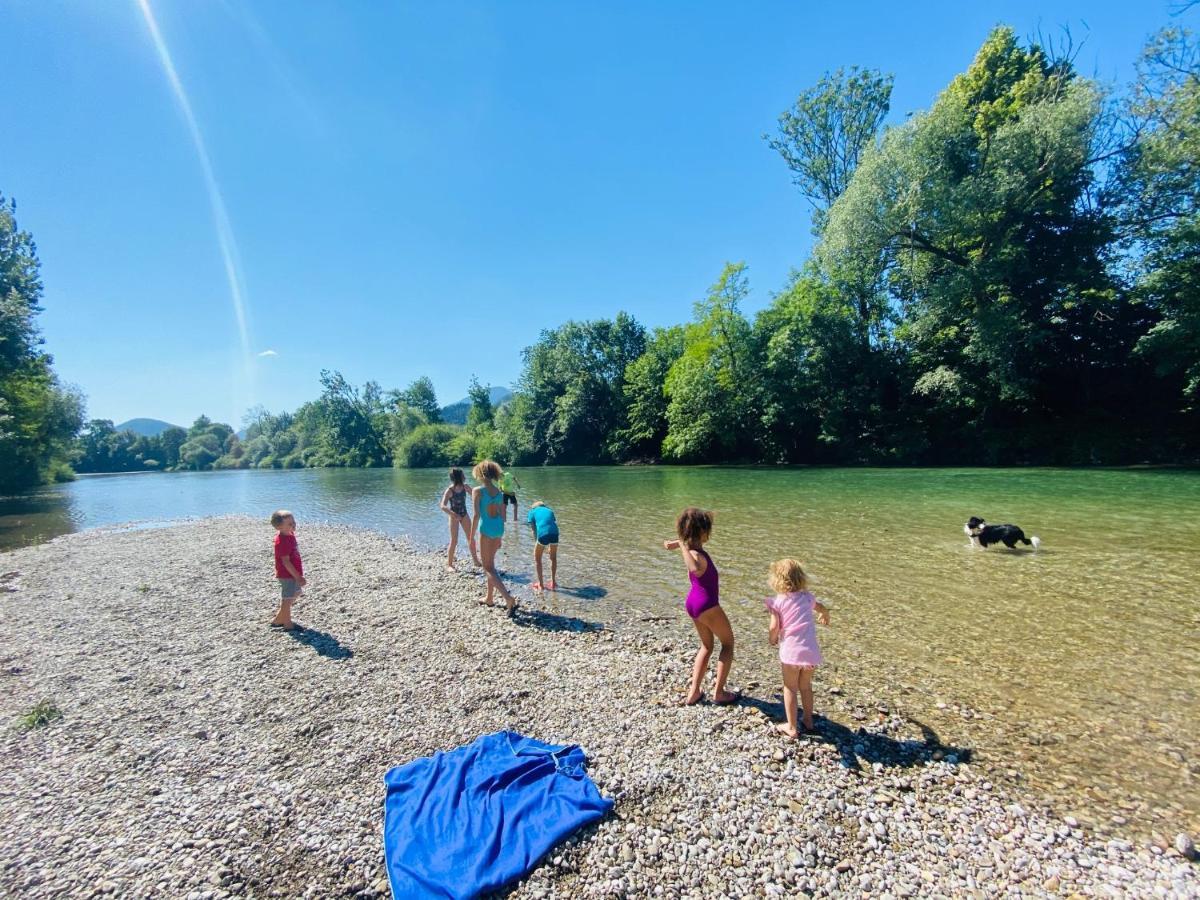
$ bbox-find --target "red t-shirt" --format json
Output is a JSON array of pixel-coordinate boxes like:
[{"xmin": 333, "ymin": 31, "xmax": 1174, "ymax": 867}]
[{"xmin": 274, "ymin": 533, "xmax": 303, "ymax": 579}]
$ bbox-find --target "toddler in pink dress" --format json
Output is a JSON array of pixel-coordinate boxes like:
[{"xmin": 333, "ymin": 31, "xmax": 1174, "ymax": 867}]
[{"xmin": 765, "ymin": 559, "xmax": 830, "ymax": 738}]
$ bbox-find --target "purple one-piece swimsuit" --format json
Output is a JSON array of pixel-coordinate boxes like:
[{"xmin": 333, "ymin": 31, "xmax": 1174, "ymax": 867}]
[{"xmin": 685, "ymin": 549, "xmax": 720, "ymax": 619}]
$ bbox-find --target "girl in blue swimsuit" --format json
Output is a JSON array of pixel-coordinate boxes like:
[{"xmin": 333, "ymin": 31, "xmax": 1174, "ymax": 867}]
[{"xmin": 470, "ymin": 460, "xmax": 518, "ymax": 614}]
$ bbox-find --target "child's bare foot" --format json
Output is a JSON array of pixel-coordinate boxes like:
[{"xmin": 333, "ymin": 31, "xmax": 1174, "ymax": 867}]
[
  {"xmin": 445, "ymin": 564, "xmax": 455, "ymax": 573},
  {"xmin": 712, "ymin": 690, "xmax": 739, "ymax": 705},
  {"xmin": 675, "ymin": 691, "xmax": 705, "ymax": 706},
  {"xmin": 531, "ymin": 582, "xmax": 543, "ymax": 591},
  {"xmin": 775, "ymin": 722, "xmax": 799, "ymax": 739},
  {"xmin": 801, "ymin": 720, "xmax": 817, "ymax": 734},
  {"xmin": 547, "ymin": 581, "xmax": 557, "ymax": 590},
  {"xmin": 477, "ymin": 597, "xmax": 495, "ymax": 607}
]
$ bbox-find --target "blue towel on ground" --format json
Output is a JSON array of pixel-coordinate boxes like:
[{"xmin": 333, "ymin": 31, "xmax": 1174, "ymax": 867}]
[{"xmin": 383, "ymin": 730, "xmax": 613, "ymax": 900}]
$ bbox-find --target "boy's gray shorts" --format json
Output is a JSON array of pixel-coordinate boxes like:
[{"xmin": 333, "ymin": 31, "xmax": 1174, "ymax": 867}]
[{"xmin": 279, "ymin": 579, "xmax": 301, "ymax": 599}]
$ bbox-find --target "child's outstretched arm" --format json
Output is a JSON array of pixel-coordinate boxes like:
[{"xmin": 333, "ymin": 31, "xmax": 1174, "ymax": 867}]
[
  {"xmin": 768, "ymin": 611, "xmax": 780, "ymax": 646},
  {"xmin": 661, "ymin": 540, "xmax": 705, "ymax": 575},
  {"xmin": 814, "ymin": 600, "xmax": 830, "ymax": 626}
]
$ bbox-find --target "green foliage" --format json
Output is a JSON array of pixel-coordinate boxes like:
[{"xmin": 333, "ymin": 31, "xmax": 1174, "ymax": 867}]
[
  {"xmin": 395, "ymin": 423, "xmax": 458, "ymax": 468},
  {"xmin": 614, "ymin": 325, "xmax": 685, "ymax": 460},
  {"xmin": 514, "ymin": 313, "xmax": 647, "ymax": 463},
  {"xmin": 398, "ymin": 376, "xmax": 441, "ymax": 423},
  {"xmin": 465, "ymin": 376, "xmax": 494, "ymax": 428},
  {"xmin": 767, "ymin": 66, "xmax": 893, "ymax": 231},
  {"xmin": 0, "ymin": 195, "xmax": 84, "ymax": 491},
  {"xmin": 15, "ymin": 699, "xmax": 62, "ymax": 731},
  {"xmin": 1122, "ymin": 26, "xmax": 1200, "ymax": 411},
  {"xmin": 662, "ymin": 264, "xmax": 757, "ymax": 461}
]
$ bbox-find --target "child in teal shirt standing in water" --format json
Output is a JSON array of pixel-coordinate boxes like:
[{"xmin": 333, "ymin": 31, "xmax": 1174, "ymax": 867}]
[{"xmin": 526, "ymin": 501, "xmax": 560, "ymax": 591}]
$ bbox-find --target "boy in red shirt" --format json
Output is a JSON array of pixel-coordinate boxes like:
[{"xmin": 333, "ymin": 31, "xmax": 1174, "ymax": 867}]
[{"xmin": 270, "ymin": 509, "xmax": 306, "ymax": 630}]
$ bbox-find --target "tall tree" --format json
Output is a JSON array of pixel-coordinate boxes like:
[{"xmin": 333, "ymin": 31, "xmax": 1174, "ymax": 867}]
[
  {"xmin": 767, "ymin": 67, "xmax": 894, "ymax": 233},
  {"xmin": 0, "ymin": 194, "xmax": 83, "ymax": 489},
  {"xmin": 662, "ymin": 263, "xmax": 757, "ymax": 462},
  {"xmin": 399, "ymin": 376, "xmax": 441, "ymax": 423},
  {"xmin": 1122, "ymin": 25, "xmax": 1200, "ymax": 413},
  {"xmin": 614, "ymin": 325, "xmax": 685, "ymax": 461},
  {"xmin": 513, "ymin": 313, "xmax": 646, "ymax": 463},
  {"xmin": 818, "ymin": 28, "xmax": 1124, "ymax": 458},
  {"xmin": 466, "ymin": 376, "xmax": 494, "ymax": 428}
]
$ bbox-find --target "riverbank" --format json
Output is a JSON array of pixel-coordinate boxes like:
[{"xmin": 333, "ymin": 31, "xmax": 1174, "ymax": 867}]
[{"xmin": 0, "ymin": 519, "xmax": 1195, "ymax": 898}]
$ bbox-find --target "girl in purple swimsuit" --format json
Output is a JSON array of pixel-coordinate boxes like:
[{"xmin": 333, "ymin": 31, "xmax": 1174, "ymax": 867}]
[{"xmin": 663, "ymin": 507, "xmax": 737, "ymax": 707}]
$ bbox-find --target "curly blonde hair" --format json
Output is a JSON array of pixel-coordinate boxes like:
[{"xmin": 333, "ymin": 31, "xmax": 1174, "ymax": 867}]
[
  {"xmin": 768, "ymin": 558, "xmax": 807, "ymax": 593},
  {"xmin": 472, "ymin": 459, "xmax": 502, "ymax": 482}
]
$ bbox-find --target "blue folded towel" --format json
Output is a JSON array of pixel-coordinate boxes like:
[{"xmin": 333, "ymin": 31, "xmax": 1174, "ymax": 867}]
[{"xmin": 383, "ymin": 730, "xmax": 613, "ymax": 899}]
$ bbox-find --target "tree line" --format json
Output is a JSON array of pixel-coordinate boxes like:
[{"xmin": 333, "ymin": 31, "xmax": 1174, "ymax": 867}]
[{"xmin": 7, "ymin": 21, "xmax": 1200, "ymax": 487}]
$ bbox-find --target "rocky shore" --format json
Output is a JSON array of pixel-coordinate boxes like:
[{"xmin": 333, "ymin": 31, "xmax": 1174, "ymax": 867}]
[{"xmin": 0, "ymin": 518, "xmax": 1196, "ymax": 898}]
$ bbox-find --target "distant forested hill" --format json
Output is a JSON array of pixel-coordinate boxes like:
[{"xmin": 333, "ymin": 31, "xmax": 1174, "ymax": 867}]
[{"xmin": 115, "ymin": 418, "xmax": 179, "ymax": 437}]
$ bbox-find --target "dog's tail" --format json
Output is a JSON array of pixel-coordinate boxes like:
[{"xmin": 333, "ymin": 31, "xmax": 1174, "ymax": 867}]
[{"xmin": 1028, "ymin": 536, "xmax": 1041, "ymax": 551}]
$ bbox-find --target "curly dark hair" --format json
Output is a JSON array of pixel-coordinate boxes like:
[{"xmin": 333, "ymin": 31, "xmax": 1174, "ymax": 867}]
[{"xmin": 676, "ymin": 507, "xmax": 714, "ymax": 544}]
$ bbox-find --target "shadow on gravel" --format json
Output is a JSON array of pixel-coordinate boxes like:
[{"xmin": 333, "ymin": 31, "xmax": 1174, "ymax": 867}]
[
  {"xmin": 510, "ymin": 608, "xmax": 604, "ymax": 634},
  {"xmin": 552, "ymin": 584, "xmax": 608, "ymax": 600},
  {"xmin": 738, "ymin": 695, "xmax": 972, "ymax": 771},
  {"xmin": 286, "ymin": 626, "xmax": 354, "ymax": 660}
]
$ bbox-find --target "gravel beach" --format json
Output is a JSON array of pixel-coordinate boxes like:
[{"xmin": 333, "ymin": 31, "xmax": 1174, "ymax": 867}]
[{"xmin": 0, "ymin": 518, "xmax": 1196, "ymax": 898}]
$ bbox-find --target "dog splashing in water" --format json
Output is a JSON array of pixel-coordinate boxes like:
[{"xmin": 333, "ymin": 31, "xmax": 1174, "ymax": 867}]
[{"xmin": 964, "ymin": 517, "xmax": 1041, "ymax": 551}]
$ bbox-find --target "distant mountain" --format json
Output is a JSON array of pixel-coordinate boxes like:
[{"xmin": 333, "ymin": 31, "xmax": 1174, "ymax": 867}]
[
  {"xmin": 440, "ymin": 387, "xmax": 513, "ymax": 425},
  {"xmin": 115, "ymin": 418, "xmax": 180, "ymax": 437}
]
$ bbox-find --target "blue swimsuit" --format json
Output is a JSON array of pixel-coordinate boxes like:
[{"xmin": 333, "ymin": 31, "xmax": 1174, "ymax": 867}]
[{"xmin": 477, "ymin": 485, "xmax": 506, "ymax": 539}]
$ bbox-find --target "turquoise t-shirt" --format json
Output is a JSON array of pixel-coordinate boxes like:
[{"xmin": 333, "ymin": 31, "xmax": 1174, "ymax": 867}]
[{"xmin": 525, "ymin": 506, "xmax": 558, "ymax": 540}]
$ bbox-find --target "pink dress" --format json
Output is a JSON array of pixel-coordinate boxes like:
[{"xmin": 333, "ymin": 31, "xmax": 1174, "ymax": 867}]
[{"xmin": 765, "ymin": 591, "xmax": 824, "ymax": 667}]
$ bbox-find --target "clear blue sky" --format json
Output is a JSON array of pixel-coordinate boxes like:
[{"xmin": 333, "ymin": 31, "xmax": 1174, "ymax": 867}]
[{"xmin": 0, "ymin": 1, "xmax": 1179, "ymax": 427}]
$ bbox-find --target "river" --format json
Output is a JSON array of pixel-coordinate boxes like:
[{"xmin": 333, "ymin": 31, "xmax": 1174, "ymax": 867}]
[{"xmin": 2, "ymin": 465, "xmax": 1197, "ymax": 838}]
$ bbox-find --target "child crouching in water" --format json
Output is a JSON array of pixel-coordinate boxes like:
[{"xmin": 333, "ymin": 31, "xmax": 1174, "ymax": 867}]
[
  {"xmin": 663, "ymin": 507, "xmax": 737, "ymax": 707},
  {"xmin": 526, "ymin": 500, "xmax": 560, "ymax": 591},
  {"xmin": 766, "ymin": 559, "xmax": 829, "ymax": 737}
]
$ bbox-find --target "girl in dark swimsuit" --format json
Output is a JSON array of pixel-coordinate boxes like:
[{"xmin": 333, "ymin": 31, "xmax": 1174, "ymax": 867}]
[
  {"xmin": 663, "ymin": 507, "xmax": 737, "ymax": 707},
  {"xmin": 440, "ymin": 468, "xmax": 480, "ymax": 570}
]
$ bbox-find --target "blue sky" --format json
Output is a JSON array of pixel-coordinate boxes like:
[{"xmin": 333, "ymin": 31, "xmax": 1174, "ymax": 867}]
[{"xmin": 0, "ymin": 1, "xmax": 1179, "ymax": 427}]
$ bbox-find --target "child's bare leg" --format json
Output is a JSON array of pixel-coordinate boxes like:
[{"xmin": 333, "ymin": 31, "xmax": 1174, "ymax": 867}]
[
  {"xmin": 685, "ymin": 618, "xmax": 714, "ymax": 705},
  {"xmin": 777, "ymin": 664, "xmax": 800, "ymax": 738},
  {"xmin": 271, "ymin": 598, "xmax": 293, "ymax": 629},
  {"xmin": 549, "ymin": 545, "xmax": 558, "ymax": 586},
  {"xmin": 798, "ymin": 667, "xmax": 816, "ymax": 730},
  {"xmin": 533, "ymin": 543, "xmax": 545, "ymax": 588},
  {"xmin": 446, "ymin": 517, "xmax": 458, "ymax": 570},
  {"xmin": 466, "ymin": 516, "xmax": 481, "ymax": 565},
  {"xmin": 480, "ymin": 536, "xmax": 515, "ymax": 609},
  {"xmin": 698, "ymin": 606, "xmax": 736, "ymax": 703}
]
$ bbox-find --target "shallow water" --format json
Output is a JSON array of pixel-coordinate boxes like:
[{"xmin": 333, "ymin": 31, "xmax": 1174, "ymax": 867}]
[{"xmin": 2, "ymin": 466, "xmax": 1198, "ymax": 835}]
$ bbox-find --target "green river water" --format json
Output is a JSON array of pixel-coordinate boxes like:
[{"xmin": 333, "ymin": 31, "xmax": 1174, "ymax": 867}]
[{"xmin": 1, "ymin": 466, "xmax": 1197, "ymax": 837}]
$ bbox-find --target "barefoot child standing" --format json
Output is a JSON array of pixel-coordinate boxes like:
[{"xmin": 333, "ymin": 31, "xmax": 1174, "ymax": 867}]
[
  {"xmin": 663, "ymin": 507, "xmax": 737, "ymax": 707},
  {"xmin": 526, "ymin": 500, "xmax": 560, "ymax": 591},
  {"xmin": 765, "ymin": 559, "xmax": 829, "ymax": 737},
  {"xmin": 470, "ymin": 460, "xmax": 518, "ymax": 614},
  {"xmin": 270, "ymin": 510, "xmax": 307, "ymax": 631},
  {"xmin": 440, "ymin": 467, "xmax": 481, "ymax": 570}
]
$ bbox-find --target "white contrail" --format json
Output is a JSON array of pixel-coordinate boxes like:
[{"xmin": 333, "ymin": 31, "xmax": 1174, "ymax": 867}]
[{"xmin": 135, "ymin": 0, "xmax": 254, "ymax": 403}]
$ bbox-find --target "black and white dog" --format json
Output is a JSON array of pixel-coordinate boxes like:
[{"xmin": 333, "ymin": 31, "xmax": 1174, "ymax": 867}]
[{"xmin": 964, "ymin": 517, "xmax": 1041, "ymax": 551}]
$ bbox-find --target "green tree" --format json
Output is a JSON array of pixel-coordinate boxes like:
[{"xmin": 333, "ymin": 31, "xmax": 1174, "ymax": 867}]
[
  {"xmin": 513, "ymin": 313, "xmax": 647, "ymax": 463},
  {"xmin": 466, "ymin": 376, "xmax": 494, "ymax": 428},
  {"xmin": 614, "ymin": 325, "xmax": 685, "ymax": 460},
  {"xmin": 1122, "ymin": 25, "xmax": 1200, "ymax": 413},
  {"xmin": 818, "ymin": 27, "xmax": 1123, "ymax": 458},
  {"xmin": 663, "ymin": 263, "xmax": 757, "ymax": 461},
  {"xmin": 318, "ymin": 369, "xmax": 392, "ymax": 466},
  {"xmin": 399, "ymin": 376, "xmax": 441, "ymax": 423},
  {"xmin": 767, "ymin": 67, "xmax": 893, "ymax": 232},
  {"xmin": 0, "ymin": 194, "xmax": 84, "ymax": 489}
]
